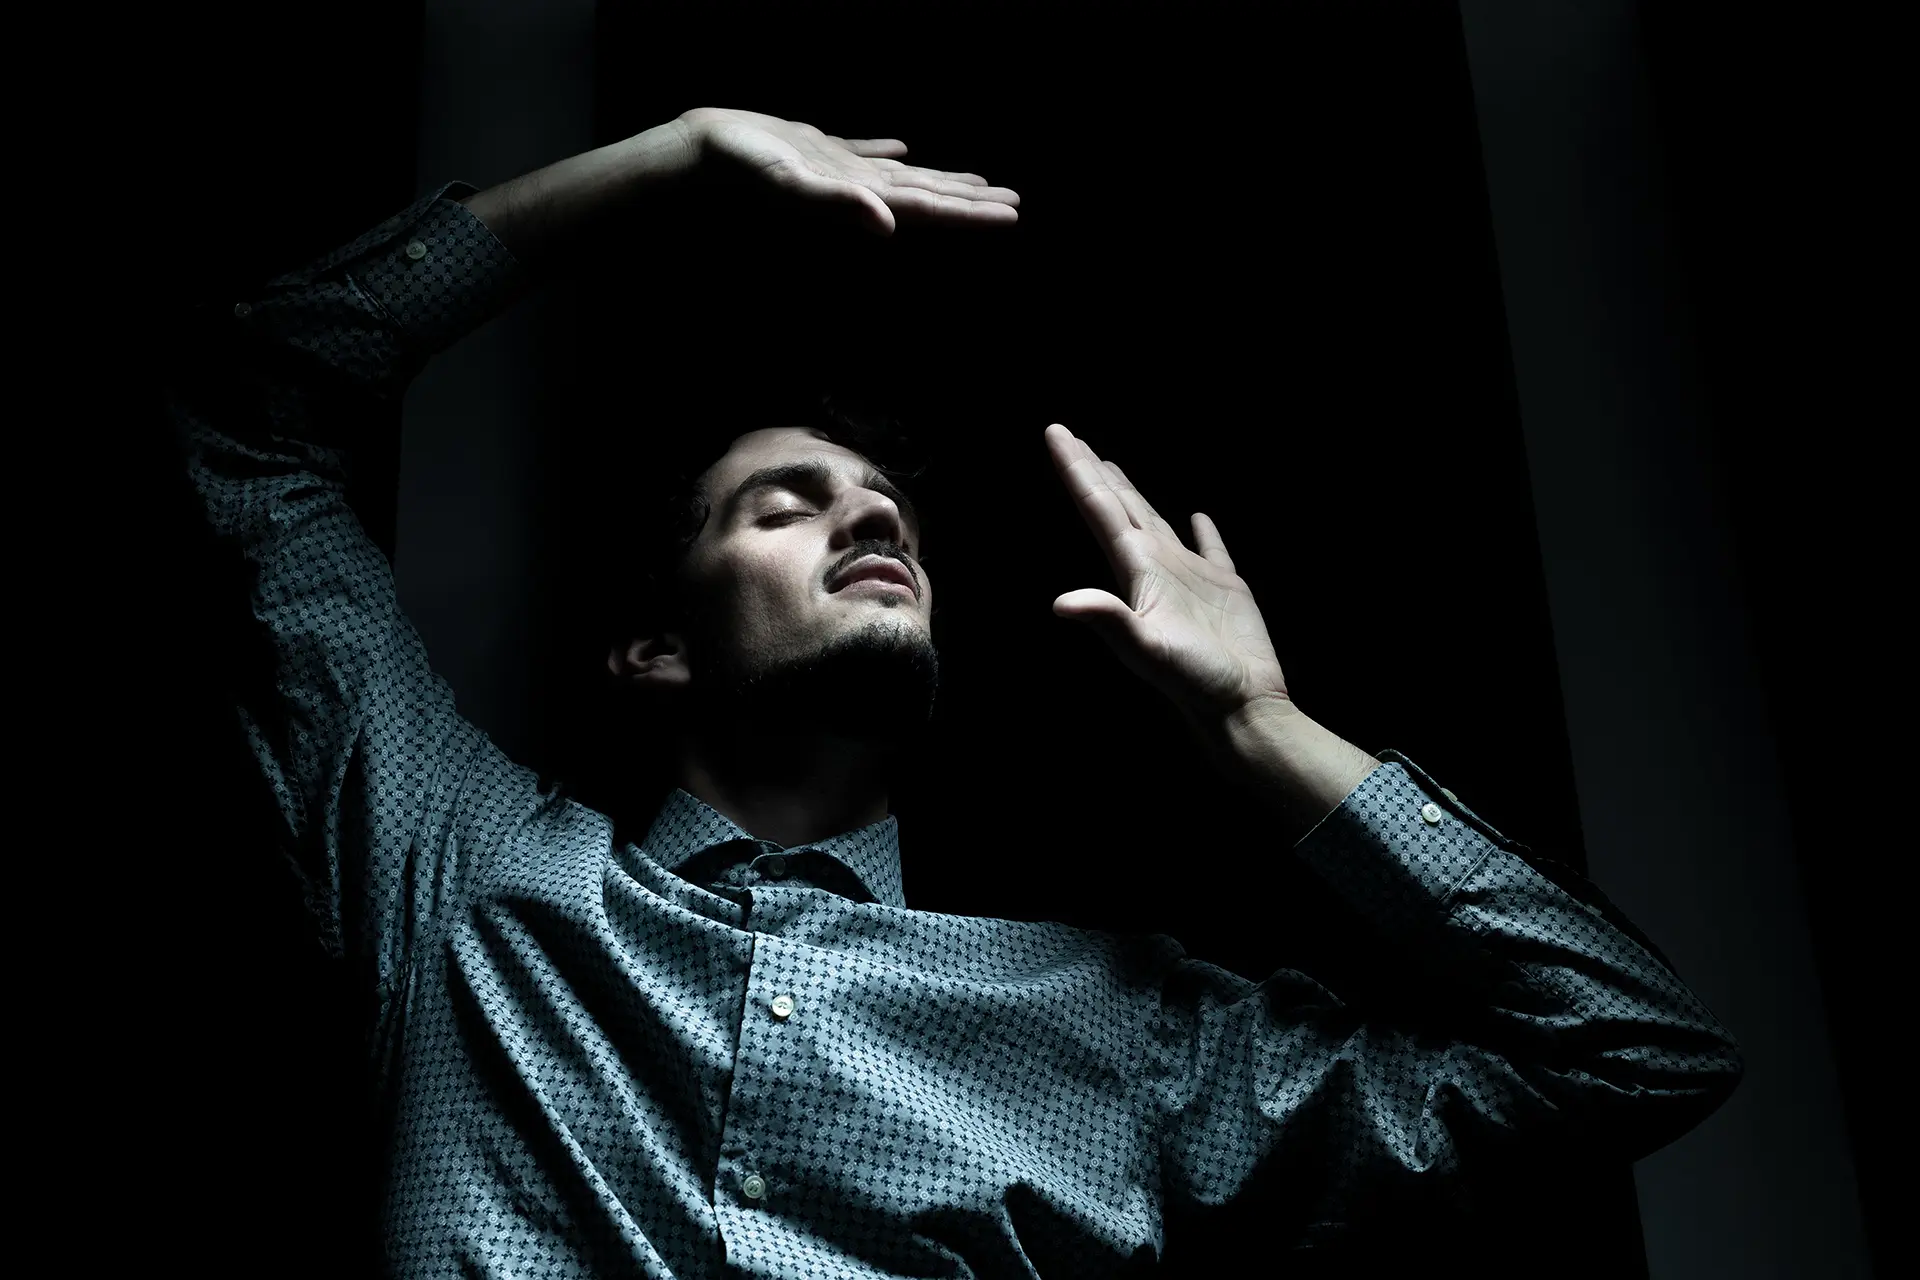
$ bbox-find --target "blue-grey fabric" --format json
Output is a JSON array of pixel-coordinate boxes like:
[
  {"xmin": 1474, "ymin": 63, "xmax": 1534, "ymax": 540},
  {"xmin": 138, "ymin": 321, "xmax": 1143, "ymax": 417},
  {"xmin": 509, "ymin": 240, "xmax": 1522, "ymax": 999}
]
[{"xmin": 165, "ymin": 184, "xmax": 1743, "ymax": 1278}]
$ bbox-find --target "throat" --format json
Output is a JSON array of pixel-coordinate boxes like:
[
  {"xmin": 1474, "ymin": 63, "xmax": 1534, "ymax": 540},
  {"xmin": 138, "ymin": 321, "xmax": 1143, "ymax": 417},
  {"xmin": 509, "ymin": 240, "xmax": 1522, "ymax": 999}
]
[{"xmin": 675, "ymin": 729, "xmax": 892, "ymax": 849}]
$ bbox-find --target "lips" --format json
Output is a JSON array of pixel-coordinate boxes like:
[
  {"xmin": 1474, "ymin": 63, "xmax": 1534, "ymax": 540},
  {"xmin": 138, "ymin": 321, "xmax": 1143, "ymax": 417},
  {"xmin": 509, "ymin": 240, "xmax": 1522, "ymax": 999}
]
[{"xmin": 830, "ymin": 554, "xmax": 917, "ymax": 599}]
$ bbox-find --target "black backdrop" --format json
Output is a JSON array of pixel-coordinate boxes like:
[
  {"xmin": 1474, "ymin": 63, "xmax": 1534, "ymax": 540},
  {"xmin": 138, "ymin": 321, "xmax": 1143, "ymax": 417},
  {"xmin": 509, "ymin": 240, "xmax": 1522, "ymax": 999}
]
[
  {"xmin": 556, "ymin": 3, "xmax": 1590, "ymax": 944},
  {"xmin": 101, "ymin": 1, "xmax": 1895, "ymax": 1275},
  {"xmin": 1634, "ymin": 12, "xmax": 1896, "ymax": 1274}
]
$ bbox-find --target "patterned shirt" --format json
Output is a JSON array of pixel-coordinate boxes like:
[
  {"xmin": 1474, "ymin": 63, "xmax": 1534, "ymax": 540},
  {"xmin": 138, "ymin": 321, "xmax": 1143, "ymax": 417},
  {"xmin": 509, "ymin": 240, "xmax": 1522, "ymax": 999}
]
[{"xmin": 165, "ymin": 183, "xmax": 1744, "ymax": 1278}]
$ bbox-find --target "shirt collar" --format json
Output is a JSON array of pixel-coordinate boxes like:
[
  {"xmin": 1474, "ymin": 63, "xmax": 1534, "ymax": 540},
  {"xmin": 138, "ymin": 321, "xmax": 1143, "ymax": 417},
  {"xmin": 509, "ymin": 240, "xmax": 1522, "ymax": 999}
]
[{"xmin": 639, "ymin": 787, "xmax": 906, "ymax": 910}]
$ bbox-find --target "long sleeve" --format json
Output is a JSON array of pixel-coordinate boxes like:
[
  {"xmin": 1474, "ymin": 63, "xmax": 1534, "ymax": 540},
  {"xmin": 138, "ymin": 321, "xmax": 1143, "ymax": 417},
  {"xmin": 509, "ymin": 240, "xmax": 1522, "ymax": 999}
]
[
  {"xmin": 1149, "ymin": 751, "xmax": 1743, "ymax": 1240},
  {"xmin": 162, "ymin": 184, "xmax": 532, "ymax": 1031}
]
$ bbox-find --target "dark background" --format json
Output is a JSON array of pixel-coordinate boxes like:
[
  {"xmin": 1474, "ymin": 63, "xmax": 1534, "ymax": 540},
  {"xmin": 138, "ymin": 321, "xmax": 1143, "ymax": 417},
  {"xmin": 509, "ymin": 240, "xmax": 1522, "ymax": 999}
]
[
  {"xmin": 93, "ymin": 2, "xmax": 1892, "ymax": 1275},
  {"xmin": 1625, "ymin": 18, "xmax": 1896, "ymax": 1275}
]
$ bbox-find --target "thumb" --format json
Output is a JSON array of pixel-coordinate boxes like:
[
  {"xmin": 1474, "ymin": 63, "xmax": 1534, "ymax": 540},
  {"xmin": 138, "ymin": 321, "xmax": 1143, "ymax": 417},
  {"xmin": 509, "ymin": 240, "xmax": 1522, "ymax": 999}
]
[
  {"xmin": 1053, "ymin": 589, "xmax": 1135, "ymax": 634},
  {"xmin": 1054, "ymin": 590, "xmax": 1161, "ymax": 692},
  {"xmin": 778, "ymin": 164, "xmax": 896, "ymax": 236},
  {"xmin": 838, "ymin": 182, "xmax": 896, "ymax": 236}
]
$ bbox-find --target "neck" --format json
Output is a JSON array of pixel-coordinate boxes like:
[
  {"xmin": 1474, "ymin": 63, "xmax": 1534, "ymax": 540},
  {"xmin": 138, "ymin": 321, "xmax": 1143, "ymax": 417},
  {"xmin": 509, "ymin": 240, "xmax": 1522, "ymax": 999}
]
[{"xmin": 674, "ymin": 726, "xmax": 892, "ymax": 849}]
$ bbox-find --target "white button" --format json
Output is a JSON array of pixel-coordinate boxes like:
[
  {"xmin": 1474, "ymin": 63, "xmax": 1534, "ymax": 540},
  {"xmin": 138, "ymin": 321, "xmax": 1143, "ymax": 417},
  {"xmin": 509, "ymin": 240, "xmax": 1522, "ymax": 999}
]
[
  {"xmin": 770, "ymin": 995, "xmax": 794, "ymax": 1020},
  {"xmin": 760, "ymin": 854, "xmax": 788, "ymax": 879},
  {"xmin": 232, "ymin": 301, "xmax": 252, "ymax": 319},
  {"xmin": 741, "ymin": 1172, "xmax": 766, "ymax": 1200},
  {"xmin": 1421, "ymin": 803, "xmax": 1444, "ymax": 825},
  {"xmin": 405, "ymin": 239, "xmax": 428, "ymax": 261},
  {"xmin": 1440, "ymin": 787, "xmax": 1459, "ymax": 804}
]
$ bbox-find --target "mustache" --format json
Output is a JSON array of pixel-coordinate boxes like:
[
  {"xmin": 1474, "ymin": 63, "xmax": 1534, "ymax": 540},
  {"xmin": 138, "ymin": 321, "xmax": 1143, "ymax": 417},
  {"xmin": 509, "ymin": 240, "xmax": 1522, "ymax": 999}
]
[{"xmin": 826, "ymin": 540, "xmax": 919, "ymax": 597}]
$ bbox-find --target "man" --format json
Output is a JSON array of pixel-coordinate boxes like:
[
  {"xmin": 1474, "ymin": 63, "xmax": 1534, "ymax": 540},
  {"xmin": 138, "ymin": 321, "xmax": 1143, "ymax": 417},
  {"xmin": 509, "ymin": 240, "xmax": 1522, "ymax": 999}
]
[{"xmin": 168, "ymin": 107, "xmax": 1742, "ymax": 1277}]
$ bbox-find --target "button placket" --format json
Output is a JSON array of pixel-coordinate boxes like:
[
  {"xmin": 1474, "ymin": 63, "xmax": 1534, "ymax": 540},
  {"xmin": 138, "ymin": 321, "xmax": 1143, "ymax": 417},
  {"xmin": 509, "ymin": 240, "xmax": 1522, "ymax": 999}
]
[{"xmin": 729, "ymin": 935, "xmax": 794, "ymax": 1218}]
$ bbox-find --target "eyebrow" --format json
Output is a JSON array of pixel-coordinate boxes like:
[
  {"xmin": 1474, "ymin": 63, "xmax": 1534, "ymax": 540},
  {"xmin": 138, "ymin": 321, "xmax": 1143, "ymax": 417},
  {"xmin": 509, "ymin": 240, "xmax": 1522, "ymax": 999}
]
[{"xmin": 725, "ymin": 460, "xmax": 922, "ymax": 541}]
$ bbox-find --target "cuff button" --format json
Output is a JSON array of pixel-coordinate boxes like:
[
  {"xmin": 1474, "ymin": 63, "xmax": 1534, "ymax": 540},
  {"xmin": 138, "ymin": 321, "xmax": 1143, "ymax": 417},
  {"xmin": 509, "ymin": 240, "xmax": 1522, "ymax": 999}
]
[
  {"xmin": 1420, "ymin": 802, "xmax": 1444, "ymax": 826},
  {"xmin": 405, "ymin": 239, "xmax": 428, "ymax": 261}
]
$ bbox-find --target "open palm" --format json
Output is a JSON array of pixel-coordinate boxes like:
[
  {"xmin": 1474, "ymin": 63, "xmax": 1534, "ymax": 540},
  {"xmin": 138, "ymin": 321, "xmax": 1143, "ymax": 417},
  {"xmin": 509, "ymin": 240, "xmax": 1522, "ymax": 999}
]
[
  {"xmin": 679, "ymin": 107, "xmax": 1021, "ymax": 236},
  {"xmin": 1046, "ymin": 424, "xmax": 1292, "ymax": 724}
]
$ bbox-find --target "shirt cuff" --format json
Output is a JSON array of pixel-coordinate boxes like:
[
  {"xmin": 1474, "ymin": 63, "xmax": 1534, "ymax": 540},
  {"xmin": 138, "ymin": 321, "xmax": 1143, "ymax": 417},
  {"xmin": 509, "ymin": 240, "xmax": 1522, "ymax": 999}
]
[
  {"xmin": 1290, "ymin": 750, "xmax": 1518, "ymax": 940},
  {"xmin": 267, "ymin": 180, "xmax": 530, "ymax": 356}
]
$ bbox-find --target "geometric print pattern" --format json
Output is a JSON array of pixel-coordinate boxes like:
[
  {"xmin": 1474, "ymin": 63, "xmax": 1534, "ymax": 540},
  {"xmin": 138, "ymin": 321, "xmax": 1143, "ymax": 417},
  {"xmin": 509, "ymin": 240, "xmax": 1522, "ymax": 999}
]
[{"xmin": 165, "ymin": 184, "xmax": 1744, "ymax": 1277}]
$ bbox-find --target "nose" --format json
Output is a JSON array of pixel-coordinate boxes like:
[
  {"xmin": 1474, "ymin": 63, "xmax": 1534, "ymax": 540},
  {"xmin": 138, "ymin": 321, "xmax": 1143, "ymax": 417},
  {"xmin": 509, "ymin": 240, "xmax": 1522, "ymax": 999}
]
[{"xmin": 833, "ymin": 486, "xmax": 912, "ymax": 556}]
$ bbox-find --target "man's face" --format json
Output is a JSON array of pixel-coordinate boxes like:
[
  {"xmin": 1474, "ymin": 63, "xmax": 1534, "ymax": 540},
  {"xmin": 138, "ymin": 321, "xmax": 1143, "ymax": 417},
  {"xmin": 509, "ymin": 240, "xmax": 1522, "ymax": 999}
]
[{"xmin": 672, "ymin": 426, "xmax": 938, "ymax": 743}]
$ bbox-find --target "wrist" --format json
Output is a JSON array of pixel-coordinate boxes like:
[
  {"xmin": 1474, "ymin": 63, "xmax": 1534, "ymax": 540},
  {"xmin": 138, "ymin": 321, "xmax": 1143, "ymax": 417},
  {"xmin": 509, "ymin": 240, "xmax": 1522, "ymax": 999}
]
[
  {"xmin": 621, "ymin": 118, "xmax": 705, "ymax": 187},
  {"xmin": 1211, "ymin": 697, "xmax": 1382, "ymax": 838},
  {"xmin": 459, "ymin": 119, "xmax": 703, "ymax": 269}
]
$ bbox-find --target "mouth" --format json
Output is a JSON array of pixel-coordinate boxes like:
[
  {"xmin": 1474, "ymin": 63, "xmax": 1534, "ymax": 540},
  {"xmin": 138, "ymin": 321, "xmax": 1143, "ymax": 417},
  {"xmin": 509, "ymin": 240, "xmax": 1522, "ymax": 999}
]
[{"xmin": 830, "ymin": 555, "xmax": 918, "ymax": 600}]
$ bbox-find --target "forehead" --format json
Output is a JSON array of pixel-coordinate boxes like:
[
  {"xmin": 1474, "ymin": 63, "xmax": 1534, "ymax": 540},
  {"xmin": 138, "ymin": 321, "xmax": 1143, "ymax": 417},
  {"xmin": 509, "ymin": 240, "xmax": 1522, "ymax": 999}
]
[{"xmin": 704, "ymin": 426, "xmax": 860, "ymax": 491}]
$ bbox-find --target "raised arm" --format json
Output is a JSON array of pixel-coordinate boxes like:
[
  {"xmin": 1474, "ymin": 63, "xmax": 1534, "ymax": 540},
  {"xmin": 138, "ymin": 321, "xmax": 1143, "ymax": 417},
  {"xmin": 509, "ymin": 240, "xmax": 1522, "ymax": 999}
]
[
  {"xmin": 1041, "ymin": 425, "xmax": 1743, "ymax": 1241},
  {"xmin": 165, "ymin": 180, "xmax": 535, "ymax": 1017},
  {"xmin": 163, "ymin": 109, "xmax": 1017, "ymax": 1023}
]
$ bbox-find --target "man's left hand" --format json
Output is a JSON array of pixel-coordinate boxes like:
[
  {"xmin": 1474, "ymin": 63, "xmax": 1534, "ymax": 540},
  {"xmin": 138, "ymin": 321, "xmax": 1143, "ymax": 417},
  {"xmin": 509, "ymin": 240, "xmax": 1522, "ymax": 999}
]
[
  {"xmin": 1045, "ymin": 424, "xmax": 1292, "ymax": 727},
  {"xmin": 1046, "ymin": 424, "xmax": 1382, "ymax": 831}
]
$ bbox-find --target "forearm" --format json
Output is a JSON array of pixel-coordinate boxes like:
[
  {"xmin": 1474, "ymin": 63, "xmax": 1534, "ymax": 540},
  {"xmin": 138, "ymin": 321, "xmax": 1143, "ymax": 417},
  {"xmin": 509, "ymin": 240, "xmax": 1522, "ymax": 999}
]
[
  {"xmin": 458, "ymin": 119, "xmax": 701, "ymax": 272},
  {"xmin": 1209, "ymin": 697, "xmax": 1383, "ymax": 844}
]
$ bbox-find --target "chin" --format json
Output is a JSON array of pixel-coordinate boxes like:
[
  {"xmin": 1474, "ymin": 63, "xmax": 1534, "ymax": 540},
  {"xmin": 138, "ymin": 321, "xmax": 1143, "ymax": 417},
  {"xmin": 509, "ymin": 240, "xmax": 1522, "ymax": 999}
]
[
  {"xmin": 717, "ymin": 619, "xmax": 941, "ymax": 744},
  {"xmin": 836, "ymin": 590, "xmax": 922, "ymax": 616}
]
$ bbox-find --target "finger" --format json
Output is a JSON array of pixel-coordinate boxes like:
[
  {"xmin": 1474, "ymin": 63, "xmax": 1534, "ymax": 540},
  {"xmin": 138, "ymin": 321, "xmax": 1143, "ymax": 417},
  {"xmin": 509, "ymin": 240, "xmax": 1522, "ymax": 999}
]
[
  {"xmin": 870, "ymin": 158, "xmax": 1004, "ymax": 193},
  {"xmin": 885, "ymin": 175, "xmax": 1022, "ymax": 207},
  {"xmin": 1045, "ymin": 424, "xmax": 1135, "ymax": 547},
  {"xmin": 1190, "ymin": 512, "xmax": 1236, "ymax": 571},
  {"xmin": 1061, "ymin": 432, "xmax": 1145, "ymax": 532},
  {"xmin": 1103, "ymin": 461, "xmax": 1176, "ymax": 537},
  {"xmin": 876, "ymin": 167, "xmax": 1020, "ymax": 206},
  {"xmin": 834, "ymin": 137, "xmax": 911, "ymax": 158},
  {"xmin": 875, "ymin": 184, "xmax": 1020, "ymax": 225},
  {"xmin": 1054, "ymin": 439, "xmax": 1165, "ymax": 538}
]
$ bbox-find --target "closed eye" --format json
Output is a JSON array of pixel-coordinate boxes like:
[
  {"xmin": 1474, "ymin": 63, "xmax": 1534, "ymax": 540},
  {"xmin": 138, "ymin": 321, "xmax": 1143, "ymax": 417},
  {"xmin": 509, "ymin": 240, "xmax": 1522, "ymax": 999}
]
[{"xmin": 762, "ymin": 509, "xmax": 923, "ymax": 562}]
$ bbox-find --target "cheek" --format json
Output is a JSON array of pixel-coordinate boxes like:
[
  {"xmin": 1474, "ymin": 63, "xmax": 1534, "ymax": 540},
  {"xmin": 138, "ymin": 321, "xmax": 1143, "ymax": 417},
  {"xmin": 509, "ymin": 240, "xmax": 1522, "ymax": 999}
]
[{"xmin": 730, "ymin": 549, "xmax": 824, "ymax": 638}]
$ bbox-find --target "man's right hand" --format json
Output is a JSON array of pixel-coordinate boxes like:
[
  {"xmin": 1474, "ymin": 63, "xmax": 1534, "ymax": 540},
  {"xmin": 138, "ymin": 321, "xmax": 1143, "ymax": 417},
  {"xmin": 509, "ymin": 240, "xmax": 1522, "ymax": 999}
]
[
  {"xmin": 461, "ymin": 108, "xmax": 1018, "ymax": 269},
  {"xmin": 676, "ymin": 107, "xmax": 1020, "ymax": 237}
]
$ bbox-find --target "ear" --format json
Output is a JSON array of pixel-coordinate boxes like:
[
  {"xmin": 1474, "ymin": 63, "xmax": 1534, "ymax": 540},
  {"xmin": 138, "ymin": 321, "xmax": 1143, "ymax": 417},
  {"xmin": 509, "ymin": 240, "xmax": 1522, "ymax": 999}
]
[{"xmin": 607, "ymin": 633, "xmax": 692, "ymax": 690}]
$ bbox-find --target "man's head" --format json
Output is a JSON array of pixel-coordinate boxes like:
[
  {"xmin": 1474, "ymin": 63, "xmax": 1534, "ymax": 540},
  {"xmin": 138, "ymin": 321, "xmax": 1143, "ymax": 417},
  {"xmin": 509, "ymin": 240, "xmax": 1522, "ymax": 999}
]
[{"xmin": 603, "ymin": 396, "xmax": 939, "ymax": 766}]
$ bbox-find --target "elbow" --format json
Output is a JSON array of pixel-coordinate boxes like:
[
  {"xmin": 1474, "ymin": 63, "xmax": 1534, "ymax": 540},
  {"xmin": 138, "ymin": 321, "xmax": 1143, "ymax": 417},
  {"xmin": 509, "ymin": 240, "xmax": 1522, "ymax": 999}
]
[
  {"xmin": 1547, "ymin": 1026, "xmax": 1747, "ymax": 1162},
  {"xmin": 1654, "ymin": 1021, "xmax": 1747, "ymax": 1122},
  {"xmin": 1705, "ymin": 1030, "xmax": 1746, "ymax": 1108},
  {"xmin": 1622, "ymin": 1032, "xmax": 1746, "ymax": 1159}
]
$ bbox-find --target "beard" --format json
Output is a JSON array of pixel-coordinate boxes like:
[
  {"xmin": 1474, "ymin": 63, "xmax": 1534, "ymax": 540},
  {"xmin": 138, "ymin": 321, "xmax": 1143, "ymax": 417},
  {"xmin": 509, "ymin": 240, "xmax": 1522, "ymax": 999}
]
[{"xmin": 688, "ymin": 614, "xmax": 942, "ymax": 754}]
